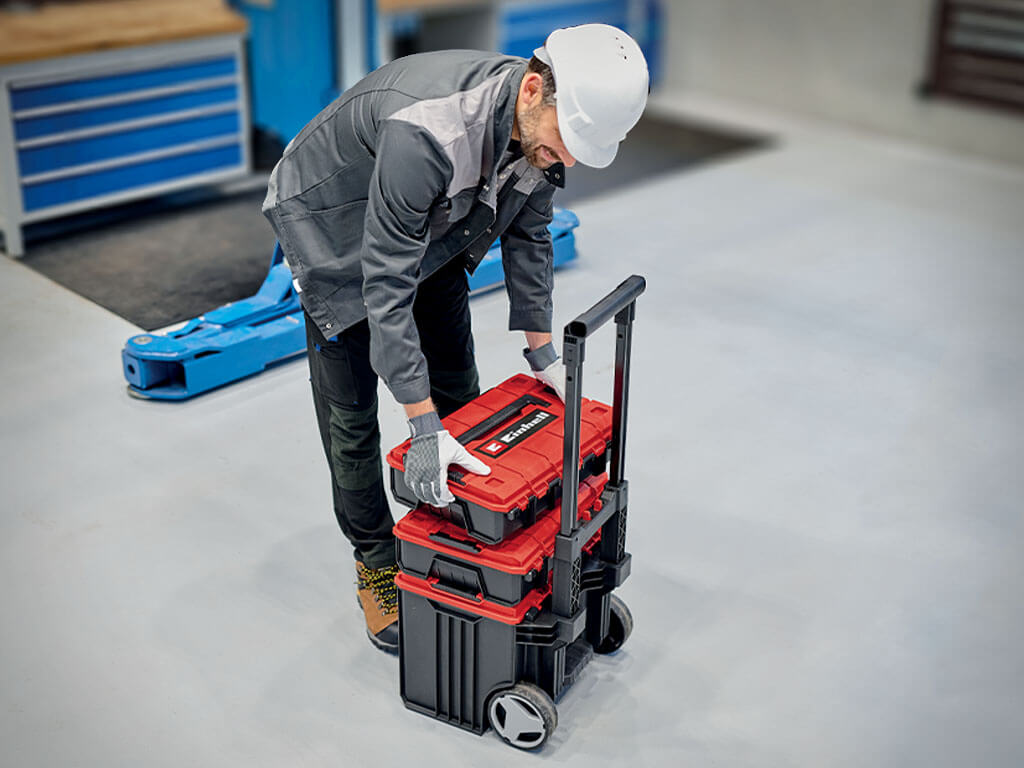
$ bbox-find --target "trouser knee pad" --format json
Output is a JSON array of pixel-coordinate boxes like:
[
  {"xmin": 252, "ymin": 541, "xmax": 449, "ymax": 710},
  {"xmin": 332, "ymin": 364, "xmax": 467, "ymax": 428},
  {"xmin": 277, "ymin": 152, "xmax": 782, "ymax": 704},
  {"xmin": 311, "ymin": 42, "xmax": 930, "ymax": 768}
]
[{"xmin": 326, "ymin": 398, "xmax": 383, "ymax": 490}]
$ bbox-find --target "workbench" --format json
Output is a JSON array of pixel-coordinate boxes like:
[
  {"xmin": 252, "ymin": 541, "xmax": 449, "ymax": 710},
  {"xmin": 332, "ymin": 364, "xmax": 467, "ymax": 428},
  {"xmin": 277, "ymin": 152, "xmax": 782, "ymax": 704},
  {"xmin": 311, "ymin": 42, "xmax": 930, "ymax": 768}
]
[{"xmin": 0, "ymin": 0, "xmax": 250, "ymax": 257}]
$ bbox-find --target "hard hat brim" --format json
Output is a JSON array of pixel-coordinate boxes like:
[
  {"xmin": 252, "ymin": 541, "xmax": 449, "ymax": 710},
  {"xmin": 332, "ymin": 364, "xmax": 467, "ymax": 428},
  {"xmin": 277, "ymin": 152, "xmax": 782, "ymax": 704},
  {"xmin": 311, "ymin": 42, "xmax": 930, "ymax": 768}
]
[{"xmin": 556, "ymin": 106, "xmax": 618, "ymax": 169}]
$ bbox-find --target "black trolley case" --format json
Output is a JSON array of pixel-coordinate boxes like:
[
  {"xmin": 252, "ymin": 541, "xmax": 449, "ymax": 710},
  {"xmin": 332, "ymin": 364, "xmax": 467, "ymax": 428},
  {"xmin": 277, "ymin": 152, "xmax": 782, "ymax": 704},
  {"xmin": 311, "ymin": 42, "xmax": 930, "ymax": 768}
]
[{"xmin": 393, "ymin": 275, "xmax": 646, "ymax": 750}]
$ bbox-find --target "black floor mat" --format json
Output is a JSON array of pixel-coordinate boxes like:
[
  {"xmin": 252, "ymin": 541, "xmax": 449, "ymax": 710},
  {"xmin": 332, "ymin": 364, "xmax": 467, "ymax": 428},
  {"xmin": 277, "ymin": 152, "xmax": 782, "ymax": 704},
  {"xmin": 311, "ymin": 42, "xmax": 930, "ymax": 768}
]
[
  {"xmin": 20, "ymin": 189, "xmax": 277, "ymax": 331},
  {"xmin": 17, "ymin": 115, "xmax": 762, "ymax": 331}
]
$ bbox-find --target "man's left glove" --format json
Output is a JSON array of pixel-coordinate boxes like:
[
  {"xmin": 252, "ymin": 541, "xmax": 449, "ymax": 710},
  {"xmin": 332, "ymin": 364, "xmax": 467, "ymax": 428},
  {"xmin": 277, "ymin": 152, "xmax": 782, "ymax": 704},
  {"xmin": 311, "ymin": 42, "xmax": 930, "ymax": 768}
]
[
  {"xmin": 524, "ymin": 342, "xmax": 565, "ymax": 402},
  {"xmin": 404, "ymin": 411, "xmax": 491, "ymax": 507}
]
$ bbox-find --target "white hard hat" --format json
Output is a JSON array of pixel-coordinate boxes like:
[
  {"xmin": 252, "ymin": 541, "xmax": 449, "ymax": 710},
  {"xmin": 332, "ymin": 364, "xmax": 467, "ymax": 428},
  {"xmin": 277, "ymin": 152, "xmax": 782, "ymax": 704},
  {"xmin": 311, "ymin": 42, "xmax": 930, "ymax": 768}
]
[{"xmin": 533, "ymin": 24, "xmax": 649, "ymax": 169}]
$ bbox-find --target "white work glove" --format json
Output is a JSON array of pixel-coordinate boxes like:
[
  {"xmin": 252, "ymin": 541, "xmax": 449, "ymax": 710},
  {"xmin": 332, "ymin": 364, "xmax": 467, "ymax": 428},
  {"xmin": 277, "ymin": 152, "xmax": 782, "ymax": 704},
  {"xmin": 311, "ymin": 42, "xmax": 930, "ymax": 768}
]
[
  {"xmin": 524, "ymin": 342, "xmax": 565, "ymax": 402},
  {"xmin": 404, "ymin": 412, "xmax": 491, "ymax": 506}
]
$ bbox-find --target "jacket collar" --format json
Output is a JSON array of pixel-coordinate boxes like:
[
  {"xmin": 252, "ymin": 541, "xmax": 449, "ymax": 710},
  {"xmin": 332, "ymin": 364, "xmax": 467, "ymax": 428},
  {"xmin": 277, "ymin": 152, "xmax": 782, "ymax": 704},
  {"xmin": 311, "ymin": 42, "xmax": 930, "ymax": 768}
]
[
  {"xmin": 477, "ymin": 60, "xmax": 528, "ymax": 210},
  {"xmin": 491, "ymin": 61, "xmax": 525, "ymax": 175},
  {"xmin": 543, "ymin": 162, "xmax": 566, "ymax": 188}
]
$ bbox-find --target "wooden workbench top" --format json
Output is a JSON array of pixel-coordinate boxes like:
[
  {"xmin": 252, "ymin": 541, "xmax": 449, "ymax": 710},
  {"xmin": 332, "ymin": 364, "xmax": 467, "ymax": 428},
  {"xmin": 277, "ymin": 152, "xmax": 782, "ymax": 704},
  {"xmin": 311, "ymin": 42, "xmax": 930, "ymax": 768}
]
[{"xmin": 0, "ymin": 0, "xmax": 247, "ymax": 67}]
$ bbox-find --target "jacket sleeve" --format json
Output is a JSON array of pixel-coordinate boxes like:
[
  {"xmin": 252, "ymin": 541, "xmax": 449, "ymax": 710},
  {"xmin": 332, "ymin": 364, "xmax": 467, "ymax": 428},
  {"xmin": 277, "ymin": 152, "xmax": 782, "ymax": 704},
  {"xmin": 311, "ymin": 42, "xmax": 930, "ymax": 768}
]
[
  {"xmin": 362, "ymin": 118, "xmax": 453, "ymax": 404},
  {"xmin": 500, "ymin": 182, "xmax": 556, "ymax": 333}
]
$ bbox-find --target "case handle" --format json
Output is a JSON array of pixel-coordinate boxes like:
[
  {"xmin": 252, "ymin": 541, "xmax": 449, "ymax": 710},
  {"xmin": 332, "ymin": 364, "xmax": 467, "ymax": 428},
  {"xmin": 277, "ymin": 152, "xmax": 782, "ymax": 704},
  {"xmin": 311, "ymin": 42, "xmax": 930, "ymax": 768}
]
[
  {"xmin": 427, "ymin": 557, "xmax": 486, "ymax": 603},
  {"xmin": 454, "ymin": 393, "xmax": 551, "ymax": 445},
  {"xmin": 428, "ymin": 531, "xmax": 482, "ymax": 554},
  {"xmin": 427, "ymin": 577, "xmax": 483, "ymax": 603}
]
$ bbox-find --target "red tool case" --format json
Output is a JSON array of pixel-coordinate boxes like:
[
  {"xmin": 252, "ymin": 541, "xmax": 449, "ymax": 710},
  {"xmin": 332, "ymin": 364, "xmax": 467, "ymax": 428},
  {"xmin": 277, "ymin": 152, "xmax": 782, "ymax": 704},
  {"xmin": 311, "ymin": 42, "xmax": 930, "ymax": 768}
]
[
  {"xmin": 394, "ymin": 474, "xmax": 607, "ymax": 609},
  {"xmin": 392, "ymin": 275, "xmax": 646, "ymax": 751},
  {"xmin": 386, "ymin": 374, "xmax": 614, "ymax": 544}
]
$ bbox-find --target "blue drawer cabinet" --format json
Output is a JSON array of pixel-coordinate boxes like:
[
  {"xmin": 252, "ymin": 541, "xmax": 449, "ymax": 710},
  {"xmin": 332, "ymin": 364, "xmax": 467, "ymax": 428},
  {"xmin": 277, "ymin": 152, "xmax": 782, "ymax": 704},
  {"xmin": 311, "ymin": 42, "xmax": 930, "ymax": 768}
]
[
  {"xmin": 0, "ymin": 35, "xmax": 250, "ymax": 257},
  {"xmin": 13, "ymin": 84, "xmax": 241, "ymax": 141},
  {"xmin": 18, "ymin": 111, "xmax": 241, "ymax": 176}
]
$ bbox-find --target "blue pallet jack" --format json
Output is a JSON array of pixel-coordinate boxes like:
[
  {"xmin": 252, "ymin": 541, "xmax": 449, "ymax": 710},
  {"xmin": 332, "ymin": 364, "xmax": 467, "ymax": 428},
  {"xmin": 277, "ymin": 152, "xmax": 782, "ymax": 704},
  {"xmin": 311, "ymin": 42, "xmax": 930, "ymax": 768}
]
[
  {"xmin": 121, "ymin": 242, "xmax": 305, "ymax": 400},
  {"xmin": 122, "ymin": 209, "xmax": 580, "ymax": 400}
]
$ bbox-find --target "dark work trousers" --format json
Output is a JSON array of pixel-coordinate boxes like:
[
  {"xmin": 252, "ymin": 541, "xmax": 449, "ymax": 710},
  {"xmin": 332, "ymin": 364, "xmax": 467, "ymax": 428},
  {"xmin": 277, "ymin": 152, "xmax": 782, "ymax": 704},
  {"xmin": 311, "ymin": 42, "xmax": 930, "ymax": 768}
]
[{"xmin": 304, "ymin": 257, "xmax": 481, "ymax": 569}]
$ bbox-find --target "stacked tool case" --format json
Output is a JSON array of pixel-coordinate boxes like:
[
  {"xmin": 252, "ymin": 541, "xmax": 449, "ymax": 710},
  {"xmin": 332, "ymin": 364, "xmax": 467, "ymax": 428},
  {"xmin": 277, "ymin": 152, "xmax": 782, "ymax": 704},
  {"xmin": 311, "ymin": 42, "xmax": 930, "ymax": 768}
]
[
  {"xmin": 387, "ymin": 374, "xmax": 614, "ymax": 544},
  {"xmin": 386, "ymin": 275, "xmax": 646, "ymax": 750}
]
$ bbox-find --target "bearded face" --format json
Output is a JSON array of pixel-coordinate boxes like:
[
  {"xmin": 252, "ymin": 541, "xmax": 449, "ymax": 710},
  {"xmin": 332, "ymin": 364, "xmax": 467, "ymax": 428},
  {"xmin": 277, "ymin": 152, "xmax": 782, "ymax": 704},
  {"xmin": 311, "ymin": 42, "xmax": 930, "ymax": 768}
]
[{"xmin": 516, "ymin": 101, "xmax": 572, "ymax": 170}]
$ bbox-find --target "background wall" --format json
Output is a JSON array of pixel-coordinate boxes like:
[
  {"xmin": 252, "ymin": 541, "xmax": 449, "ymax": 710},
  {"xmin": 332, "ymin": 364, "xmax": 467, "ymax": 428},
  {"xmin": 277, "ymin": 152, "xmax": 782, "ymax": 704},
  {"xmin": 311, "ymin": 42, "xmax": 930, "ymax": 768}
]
[{"xmin": 660, "ymin": 0, "xmax": 1024, "ymax": 166}]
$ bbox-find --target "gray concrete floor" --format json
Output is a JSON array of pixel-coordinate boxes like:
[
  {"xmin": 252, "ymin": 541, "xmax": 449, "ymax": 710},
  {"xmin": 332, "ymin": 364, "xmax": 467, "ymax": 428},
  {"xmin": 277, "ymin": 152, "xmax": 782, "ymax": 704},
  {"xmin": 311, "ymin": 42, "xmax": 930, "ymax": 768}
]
[{"xmin": 2, "ymin": 101, "xmax": 1023, "ymax": 767}]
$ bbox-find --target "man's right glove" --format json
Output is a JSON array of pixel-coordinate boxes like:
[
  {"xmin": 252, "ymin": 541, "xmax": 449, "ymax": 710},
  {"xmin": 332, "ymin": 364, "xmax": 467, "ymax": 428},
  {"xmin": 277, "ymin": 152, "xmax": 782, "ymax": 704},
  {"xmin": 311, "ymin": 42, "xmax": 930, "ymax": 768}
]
[{"xmin": 404, "ymin": 411, "xmax": 491, "ymax": 507}]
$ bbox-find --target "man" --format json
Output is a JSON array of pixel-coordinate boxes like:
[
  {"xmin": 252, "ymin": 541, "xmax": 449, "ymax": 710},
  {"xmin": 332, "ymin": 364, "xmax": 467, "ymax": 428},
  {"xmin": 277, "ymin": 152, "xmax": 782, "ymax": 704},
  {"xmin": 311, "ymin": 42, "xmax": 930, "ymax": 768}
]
[{"xmin": 263, "ymin": 24, "xmax": 649, "ymax": 653}]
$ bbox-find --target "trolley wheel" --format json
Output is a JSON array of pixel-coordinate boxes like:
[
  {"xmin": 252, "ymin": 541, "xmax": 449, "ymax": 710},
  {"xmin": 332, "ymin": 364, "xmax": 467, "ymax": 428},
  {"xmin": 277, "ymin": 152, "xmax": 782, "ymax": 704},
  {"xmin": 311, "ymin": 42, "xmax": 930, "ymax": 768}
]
[
  {"xmin": 486, "ymin": 682, "xmax": 558, "ymax": 750},
  {"xmin": 594, "ymin": 594, "xmax": 633, "ymax": 654}
]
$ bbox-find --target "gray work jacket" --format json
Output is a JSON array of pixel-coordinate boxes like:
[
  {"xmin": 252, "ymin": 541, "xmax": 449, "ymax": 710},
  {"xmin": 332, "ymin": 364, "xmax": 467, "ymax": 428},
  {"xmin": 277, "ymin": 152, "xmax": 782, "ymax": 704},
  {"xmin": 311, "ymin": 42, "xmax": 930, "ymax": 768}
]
[{"xmin": 262, "ymin": 50, "xmax": 561, "ymax": 404}]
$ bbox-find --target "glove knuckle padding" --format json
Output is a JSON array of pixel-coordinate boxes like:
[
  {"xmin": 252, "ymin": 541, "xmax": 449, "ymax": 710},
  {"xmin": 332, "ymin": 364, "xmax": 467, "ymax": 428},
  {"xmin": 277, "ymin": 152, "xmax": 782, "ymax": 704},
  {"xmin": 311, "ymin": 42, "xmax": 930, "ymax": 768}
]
[
  {"xmin": 406, "ymin": 432, "xmax": 445, "ymax": 503},
  {"xmin": 406, "ymin": 428, "xmax": 490, "ymax": 504}
]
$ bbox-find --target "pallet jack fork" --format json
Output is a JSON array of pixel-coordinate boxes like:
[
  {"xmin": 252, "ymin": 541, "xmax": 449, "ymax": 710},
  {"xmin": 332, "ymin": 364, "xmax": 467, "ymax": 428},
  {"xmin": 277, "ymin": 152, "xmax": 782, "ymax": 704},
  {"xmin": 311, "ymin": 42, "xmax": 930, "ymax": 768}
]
[
  {"xmin": 121, "ymin": 243, "xmax": 305, "ymax": 400},
  {"xmin": 119, "ymin": 211, "xmax": 577, "ymax": 403},
  {"xmin": 121, "ymin": 210, "xmax": 580, "ymax": 400}
]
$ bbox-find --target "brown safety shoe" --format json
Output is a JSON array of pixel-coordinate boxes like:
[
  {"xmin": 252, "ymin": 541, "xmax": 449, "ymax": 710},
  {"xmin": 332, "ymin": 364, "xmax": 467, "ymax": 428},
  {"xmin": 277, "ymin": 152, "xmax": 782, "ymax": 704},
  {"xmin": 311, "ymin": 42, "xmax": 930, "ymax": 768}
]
[{"xmin": 355, "ymin": 561, "xmax": 399, "ymax": 654}]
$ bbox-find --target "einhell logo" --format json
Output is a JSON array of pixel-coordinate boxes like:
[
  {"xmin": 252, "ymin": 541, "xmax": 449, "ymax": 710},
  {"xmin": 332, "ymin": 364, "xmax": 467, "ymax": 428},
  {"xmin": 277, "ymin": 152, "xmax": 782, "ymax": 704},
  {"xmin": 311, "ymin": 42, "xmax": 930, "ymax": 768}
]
[{"xmin": 476, "ymin": 409, "xmax": 555, "ymax": 457}]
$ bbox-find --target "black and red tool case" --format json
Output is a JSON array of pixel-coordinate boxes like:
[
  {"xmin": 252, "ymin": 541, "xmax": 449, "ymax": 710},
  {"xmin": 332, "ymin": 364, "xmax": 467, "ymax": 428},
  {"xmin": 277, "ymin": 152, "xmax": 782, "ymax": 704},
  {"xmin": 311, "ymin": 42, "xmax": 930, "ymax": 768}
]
[
  {"xmin": 385, "ymin": 374, "xmax": 614, "ymax": 544},
  {"xmin": 391, "ymin": 275, "xmax": 647, "ymax": 751},
  {"xmin": 394, "ymin": 475, "xmax": 610, "ymax": 741},
  {"xmin": 394, "ymin": 474, "xmax": 607, "ymax": 610}
]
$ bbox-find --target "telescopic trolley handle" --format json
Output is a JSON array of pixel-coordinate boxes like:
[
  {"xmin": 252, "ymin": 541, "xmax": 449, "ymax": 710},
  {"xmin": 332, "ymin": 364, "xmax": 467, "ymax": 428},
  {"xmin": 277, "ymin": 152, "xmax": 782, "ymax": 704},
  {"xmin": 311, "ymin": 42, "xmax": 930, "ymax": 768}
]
[{"xmin": 552, "ymin": 274, "xmax": 646, "ymax": 620}]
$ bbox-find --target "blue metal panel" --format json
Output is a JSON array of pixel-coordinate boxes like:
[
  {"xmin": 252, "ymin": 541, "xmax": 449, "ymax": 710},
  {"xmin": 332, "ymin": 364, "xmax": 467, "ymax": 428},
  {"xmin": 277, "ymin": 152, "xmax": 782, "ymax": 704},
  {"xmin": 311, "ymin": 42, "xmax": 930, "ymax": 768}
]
[
  {"xmin": 19, "ymin": 113, "xmax": 240, "ymax": 175},
  {"xmin": 500, "ymin": 0, "xmax": 629, "ymax": 58},
  {"xmin": 642, "ymin": 0, "xmax": 663, "ymax": 85},
  {"xmin": 498, "ymin": 0, "xmax": 662, "ymax": 85},
  {"xmin": 13, "ymin": 85, "xmax": 239, "ymax": 140},
  {"xmin": 502, "ymin": 0, "xmax": 627, "ymax": 23},
  {"xmin": 22, "ymin": 144, "xmax": 242, "ymax": 211},
  {"xmin": 366, "ymin": 0, "xmax": 381, "ymax": 70},
  {"xmin": 10, "ymin": 57, "xmax": 238, "ymax": 111},
  {"xmin": 229, "ymin": 0, "xmax": 337, "ymax": 143}
]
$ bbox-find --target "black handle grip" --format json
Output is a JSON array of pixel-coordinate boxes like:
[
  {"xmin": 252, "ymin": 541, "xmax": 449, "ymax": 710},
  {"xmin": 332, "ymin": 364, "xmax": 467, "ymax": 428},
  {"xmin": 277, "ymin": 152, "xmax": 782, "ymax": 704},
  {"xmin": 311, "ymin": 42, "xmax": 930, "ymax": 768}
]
[
  {"xmin": 427, "ymin": 556, "xmax": 486, "ymax": 603},
  {"xmin": 429, "ymin": 579, "xmax": 483, "ymax": 602},
  {"xmin": 455, "ymin": 393, "xmax": 550, "ymax": 445},
  {"xmin": 428, "ymin": 531, "xmax": 482, "ymax": 554},
  {"xmin": 558, "ymin": 274, "xmax": 645, "ymax": 539},
  {"xmin": 566, "ymin": 275, "xmax": 646, "ymax": 339}
]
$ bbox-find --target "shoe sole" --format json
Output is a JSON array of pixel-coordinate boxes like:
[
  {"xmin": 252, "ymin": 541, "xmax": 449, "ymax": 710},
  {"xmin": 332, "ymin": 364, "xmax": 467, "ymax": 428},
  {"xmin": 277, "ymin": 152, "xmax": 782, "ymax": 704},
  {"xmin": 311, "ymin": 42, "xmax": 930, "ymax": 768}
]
[
  {"xmin": 356, "ymin": 595, "xmax": 399, "ymax": 655},
  {"xmin": 367, "ymin": 629, "xmax": 399, "ymax": 655}
]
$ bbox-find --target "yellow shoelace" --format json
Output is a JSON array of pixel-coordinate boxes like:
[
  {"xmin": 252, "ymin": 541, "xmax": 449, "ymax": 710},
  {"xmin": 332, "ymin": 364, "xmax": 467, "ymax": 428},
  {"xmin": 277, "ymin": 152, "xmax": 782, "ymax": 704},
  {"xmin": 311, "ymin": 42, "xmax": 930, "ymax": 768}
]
[{"xmin": 359, "ymin": 564, "xmax": 399, "ymax": 614}]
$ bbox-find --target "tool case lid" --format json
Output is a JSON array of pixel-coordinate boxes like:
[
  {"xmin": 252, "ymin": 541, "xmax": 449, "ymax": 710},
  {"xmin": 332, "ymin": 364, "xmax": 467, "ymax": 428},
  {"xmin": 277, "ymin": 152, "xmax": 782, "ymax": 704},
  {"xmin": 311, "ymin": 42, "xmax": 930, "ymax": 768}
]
[
  {"xmin": 393, "ymin": 474, "xmax": 607, "ymax": 576},
  {"xmin": 386, "ymin": 375, "xmax": 612, "ymax": 514},
  {"xmin": 395, "ymin": 570, "xmax": 550, "ymax": 625}
]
